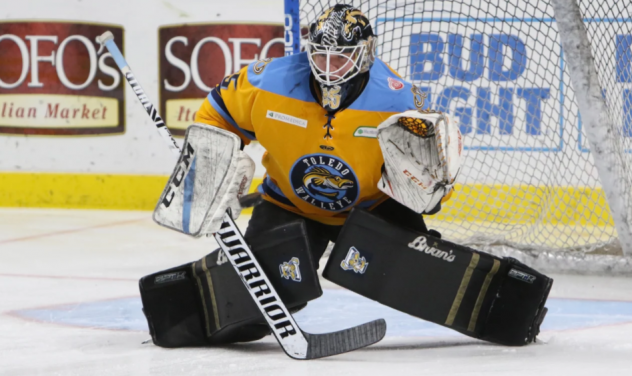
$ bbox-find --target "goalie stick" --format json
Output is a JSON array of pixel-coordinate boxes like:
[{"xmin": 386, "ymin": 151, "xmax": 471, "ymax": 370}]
[{"xmin": 95, "ymin": 31, "xmax": 386, "ymax": 359}]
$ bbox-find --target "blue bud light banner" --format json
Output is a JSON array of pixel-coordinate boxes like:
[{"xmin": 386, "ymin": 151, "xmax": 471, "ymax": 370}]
[{"xmin": 375, "ymin": 17, "xmax": 632, "ymax": 153}]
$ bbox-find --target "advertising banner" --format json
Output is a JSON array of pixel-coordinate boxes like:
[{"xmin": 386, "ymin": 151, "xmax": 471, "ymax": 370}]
[
  {"xmin": 159, "ymin": 23, "xmax": 285, "ymax": 135},
  {"xmin": 0, "ymin": 21, "xmax": 125, "ymax": 136}
]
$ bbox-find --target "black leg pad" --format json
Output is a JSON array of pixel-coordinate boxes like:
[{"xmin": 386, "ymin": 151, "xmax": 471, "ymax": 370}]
[
  {"xmin": 323, "ymin": 208, "xmax": 553, "ymax": 346},
  {"xmin": 139, "ymin": 263, "xmax": 208, "ymax": 348},
  {"xmin": 140, "ymin": 220, "xmax": 322, "ymax": 347}
]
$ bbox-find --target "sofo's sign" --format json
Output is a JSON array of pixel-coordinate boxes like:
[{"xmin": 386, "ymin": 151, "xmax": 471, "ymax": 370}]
[
  {"xmin": 0, "ymin": 21, "xmax": 124, "ymax": 136},
  {"xmin": 159, "ymin": 23, "xmax": 284, "ymax": 135}
]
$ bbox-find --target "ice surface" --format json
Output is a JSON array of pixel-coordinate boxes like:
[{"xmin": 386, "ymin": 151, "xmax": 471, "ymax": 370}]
[{"xmin": 1, "ymin": 208, "xmax": 631, "ymax": 375}]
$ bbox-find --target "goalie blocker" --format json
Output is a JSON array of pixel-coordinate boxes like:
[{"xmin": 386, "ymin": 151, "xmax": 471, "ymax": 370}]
[{"xmin": 323, "ymin": 209, "xmax": 552, "ymax": 346}]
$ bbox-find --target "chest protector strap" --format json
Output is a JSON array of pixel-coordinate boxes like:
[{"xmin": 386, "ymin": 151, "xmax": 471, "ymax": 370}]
[{"xmin": 323, "ymin": 209, "xmax": 552, "ymax": 346}]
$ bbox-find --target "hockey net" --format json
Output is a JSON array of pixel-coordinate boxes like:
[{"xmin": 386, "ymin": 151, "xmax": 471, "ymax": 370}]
[{"xmin": 299, "ymin": 0, "xmax": 632, "ymax": 274}]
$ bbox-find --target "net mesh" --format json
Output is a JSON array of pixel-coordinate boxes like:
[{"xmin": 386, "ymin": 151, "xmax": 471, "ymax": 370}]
[{"xmin": 300, "ymin": 0, "xmax": 632, "ymax": 273}]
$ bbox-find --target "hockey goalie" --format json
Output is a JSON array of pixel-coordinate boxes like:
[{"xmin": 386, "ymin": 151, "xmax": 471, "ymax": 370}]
[{"xmin": 140, "ymin": 4, "xmax": 552, "ymax": 350}]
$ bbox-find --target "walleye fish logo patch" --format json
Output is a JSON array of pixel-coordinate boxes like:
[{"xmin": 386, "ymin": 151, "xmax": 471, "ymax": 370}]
[
  {"xmin": 340, "ymin": 246, "xmax": 369, "ymax": 274},
  {"xmin": 279, "ymin": 257, "xmax": 302, "ymax": 282},
  {"xmin": 290, "ymin": 154, "xmax": 359, "ymax": 211}
]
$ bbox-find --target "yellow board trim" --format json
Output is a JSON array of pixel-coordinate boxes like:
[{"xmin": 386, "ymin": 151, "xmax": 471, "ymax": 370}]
[
  {"xmin": 0, "ymin": 172, "xmax": 261, "ymax": 214},
  {"xmin": 434, "ymin": 183, "xmax": 614, "ymax": 226},
  {"xmin": 0, "ymin": 172, "xmax": 614, "ymax": 226}
]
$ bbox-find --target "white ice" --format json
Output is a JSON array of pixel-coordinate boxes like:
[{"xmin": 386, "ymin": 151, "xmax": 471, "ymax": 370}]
[{"xmin": 1, "ymin": 208, "xmax": 631, "ymax": 375}]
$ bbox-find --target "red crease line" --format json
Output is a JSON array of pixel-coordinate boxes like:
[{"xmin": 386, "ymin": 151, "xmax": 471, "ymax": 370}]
[{"xmin": 0, "ymin": 217, "xmax": 148, "ymax": 245}]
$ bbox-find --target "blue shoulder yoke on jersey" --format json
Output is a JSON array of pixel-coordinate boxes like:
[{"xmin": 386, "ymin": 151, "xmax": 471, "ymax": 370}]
[
  {"xmin": 246, "ymin": 52, "xmax": 315, "ymax": 103},
  {"xmin": 348, "ymin": 59, "xmax": 417, "ymax": 113}
]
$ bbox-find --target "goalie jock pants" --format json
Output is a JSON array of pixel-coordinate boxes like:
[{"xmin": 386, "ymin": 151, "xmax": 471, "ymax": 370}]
[{"xmin": 245, "ymin": 198, "xmax": 438, "ymax": 269}]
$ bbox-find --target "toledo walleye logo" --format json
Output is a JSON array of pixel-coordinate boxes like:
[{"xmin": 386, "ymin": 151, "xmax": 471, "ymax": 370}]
[
  {"xmin": 279, "ymin": 257, "xmax": 302, "ymax": 282},
  {"xmin": 290, "ymin": 154, "xmax": 359, "ymax": 211},
  {"xmin": 340, "ymin": 247, "xmax": 369, "ymax": 274}
]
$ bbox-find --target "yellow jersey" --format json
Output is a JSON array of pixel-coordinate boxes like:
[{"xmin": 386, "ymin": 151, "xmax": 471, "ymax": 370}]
[{"xmin": 195, "ymin": 52, "xmax": 426, "ymax": 225}]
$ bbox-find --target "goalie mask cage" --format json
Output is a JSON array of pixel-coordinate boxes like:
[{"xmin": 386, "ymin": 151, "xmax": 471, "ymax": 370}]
[{"xmin": 295, "ymin": 0, "xmax": 632, "ymax": 274}]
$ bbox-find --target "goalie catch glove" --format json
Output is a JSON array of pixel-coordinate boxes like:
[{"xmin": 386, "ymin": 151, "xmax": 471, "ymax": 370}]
[{"xmin": 377, "ymin": 110, "xmax": 463, "ymax": 214}]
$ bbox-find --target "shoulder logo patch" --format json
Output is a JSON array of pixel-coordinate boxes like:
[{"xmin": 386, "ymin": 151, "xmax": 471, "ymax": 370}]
[
  {"xmin": 266, "ymin": 110, "xmax": 308, "ymax": 128},
  {"xmin": 388, "ymin": 77, "xmax": 404, "ymax": 90},
  {"xmin": 353, "ymin": 126, "xmax": 377, "ymax": 138},
  {"xmin": 253, "ymin": 57, "xmax": 273, "ymax": 74}
]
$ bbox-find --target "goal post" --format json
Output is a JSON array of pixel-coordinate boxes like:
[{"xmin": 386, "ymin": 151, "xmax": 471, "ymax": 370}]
[
  {"xmin": 293, "ymin": 1, "xmax": 632, "ymax": 273},
  {"xmin": 551, "ymin": 0, "xmax": 632, "ymax": 257}
]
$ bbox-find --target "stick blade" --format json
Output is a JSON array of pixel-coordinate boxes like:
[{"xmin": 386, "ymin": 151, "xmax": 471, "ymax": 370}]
[{"xmin": 302, "ymin": 319, "xmax": 386, "ymax": 360}]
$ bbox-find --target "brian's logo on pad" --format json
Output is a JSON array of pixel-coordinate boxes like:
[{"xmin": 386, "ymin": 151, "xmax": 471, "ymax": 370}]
[
  {"xmin": 290, "ymin": 154, "xmax": 359, "ymax": 212},
  {"xmin": 408, "ymin": 235, "xmax": 456, "ymax": 262},
  {"xmin": 340, "ymin": 247, "xmax": 368, "ymax": 274},
  {"xmin": 279, "ymin": 257, "xmax": 302, "ymax": 282}
]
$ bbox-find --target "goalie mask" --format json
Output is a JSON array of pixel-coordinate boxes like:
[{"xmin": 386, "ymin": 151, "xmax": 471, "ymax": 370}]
[{"xmin": 307, "ymin": 4, "xmax": 376, "ymax": 111}]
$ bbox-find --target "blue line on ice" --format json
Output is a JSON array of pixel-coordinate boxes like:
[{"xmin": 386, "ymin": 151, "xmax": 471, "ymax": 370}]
[{"xmin": 14, "ymin": 289, "xmax": 632, "ymax": 337}]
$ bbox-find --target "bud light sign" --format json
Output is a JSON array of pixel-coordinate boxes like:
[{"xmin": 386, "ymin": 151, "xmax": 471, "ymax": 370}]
[{"xmin": 379, "ymin": 17, "xmax": 632, "ymax": 153}]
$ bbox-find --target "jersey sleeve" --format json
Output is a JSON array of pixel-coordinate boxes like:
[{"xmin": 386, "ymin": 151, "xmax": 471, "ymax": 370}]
[{"xmin": 194, "ymin": 65, "xmax": 258, "ymax": 145}]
